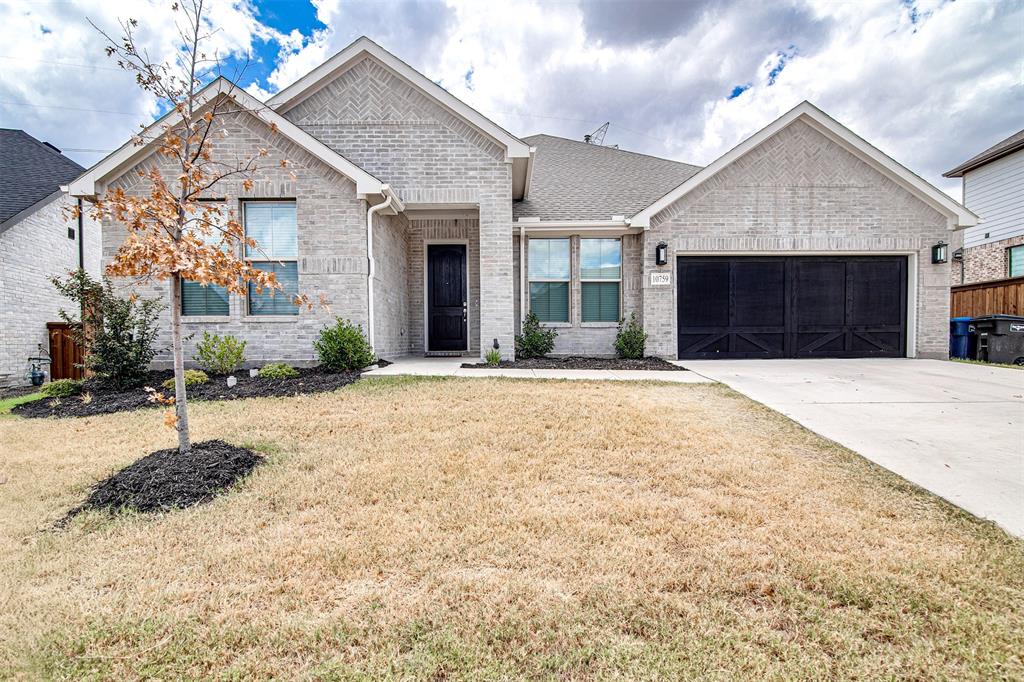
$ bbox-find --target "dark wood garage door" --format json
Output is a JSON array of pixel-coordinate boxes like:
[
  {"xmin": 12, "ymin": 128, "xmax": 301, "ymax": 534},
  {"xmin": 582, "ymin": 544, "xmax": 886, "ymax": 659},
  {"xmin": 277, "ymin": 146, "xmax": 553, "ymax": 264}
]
[{"xmin": 677, "ymin": 256, "xmax": 907, "ymax": 359}]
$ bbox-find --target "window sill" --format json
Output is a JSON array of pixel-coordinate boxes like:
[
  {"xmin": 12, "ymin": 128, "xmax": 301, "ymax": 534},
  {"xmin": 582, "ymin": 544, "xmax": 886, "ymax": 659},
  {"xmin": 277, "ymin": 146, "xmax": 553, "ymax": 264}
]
[
  {"xmin": 580, "ymin": 321, "xmax": 619, "ymax": 328},
  {"xmin": 182, "ymin": 316, "xmax": 231, "ymax": 323},
  {"xmin": 540, "ymin": 322, "xmax": 572, "ymax": 328},
  {"xmin": 244, "ymin": 315, "xmax": 300, "ymax": 323}
]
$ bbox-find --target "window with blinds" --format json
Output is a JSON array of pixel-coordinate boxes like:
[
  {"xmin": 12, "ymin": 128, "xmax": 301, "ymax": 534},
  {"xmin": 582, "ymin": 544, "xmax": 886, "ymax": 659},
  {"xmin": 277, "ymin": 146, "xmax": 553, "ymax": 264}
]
[
  {"xmin": 244, "ymin": 202, "xmax": 299, "ymax": 316},
  {"xmin": 181, "ymin": 202, "xmax": 229, "ymax": 316},
  {"xmin": 580, "ymin": 238, "xmax": 621, "ymax": 322},
  {"xmin": 528, "ymin": 238, "xmax": 570, "ymax": 322},
  {"xmin": 1009, "ymin": 245, "xmax": 1024, "ymax": 278}
]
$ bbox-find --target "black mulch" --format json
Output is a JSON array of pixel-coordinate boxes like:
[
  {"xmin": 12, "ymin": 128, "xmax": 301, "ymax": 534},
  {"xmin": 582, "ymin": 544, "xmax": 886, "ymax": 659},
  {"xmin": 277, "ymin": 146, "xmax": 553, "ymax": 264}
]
[
  {"xmin": 62, "ymin": 439, "xmax": 263, "ymax": 521},
  {"xmin": 13, "ymin": 365, "xmax": 368, "ymax": 419},
  {"xmin": 0, "ymin": 384, "xmax": 43, "ymax": 400},
  {"xmin": 461, "ymin": 356, "xmax": 686, "ymax": 371}
]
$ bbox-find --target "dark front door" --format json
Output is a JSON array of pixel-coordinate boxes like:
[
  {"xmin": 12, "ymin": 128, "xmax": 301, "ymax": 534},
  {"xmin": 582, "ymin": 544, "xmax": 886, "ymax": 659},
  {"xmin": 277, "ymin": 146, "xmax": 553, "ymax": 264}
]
[
  {"xmin": 677, "ymin": 256, "xmax": 907, "ymax": 359},
  {"xmin": 427, "ymin": 244, "xmax": 468, "ymax": 352}
]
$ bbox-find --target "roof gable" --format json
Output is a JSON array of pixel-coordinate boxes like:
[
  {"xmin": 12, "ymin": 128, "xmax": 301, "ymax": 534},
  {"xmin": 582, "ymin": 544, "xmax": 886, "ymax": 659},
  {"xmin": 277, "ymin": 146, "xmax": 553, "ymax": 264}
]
[
  {"xmin": 1, "ymin": 129, "xmax": 84, "ymax": 226},
  {"xmin": 267, "ymin": 37, "xmax": 531, "ymax": 164},
  {"xmin": 944, "ymin": 128, "xmax": 1024, "ymax": 178},
  {"xmin": 631, "ymin": 101, "xmax": 978, "ymax": 229},
  {"xmin": 69, "ymin": 78, "xmax": 385, "ymax": 199}
]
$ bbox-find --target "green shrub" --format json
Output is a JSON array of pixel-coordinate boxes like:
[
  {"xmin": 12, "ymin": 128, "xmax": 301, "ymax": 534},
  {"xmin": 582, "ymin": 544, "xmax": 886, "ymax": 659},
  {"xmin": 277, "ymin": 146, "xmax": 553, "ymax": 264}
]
[
  {"xmin": 193, "ymin": 331, "xmax": 247, "ymax": 375},
  {"xmin": 161, "ymin": 369, "xmax": 209, "ymax": 390},
  {"xmin": 314, "ymin": 318, "xmax": 375, "ymax": 371},
  {"xmin": 258, "ymin": 363, "xmax": 299, "ymax": 379},
  {"xmin": 614, "ymin": 313, "xmax": 647, "ymax": 359},
  {"xmin": 51, "ymin": 270, "xmax": 163, "ymax": 389},
  {"xmin": 484, "ymin": 348, "xmax": 502, "ymax": 366},
  {"xmin": 41, "ymin": 378, "xmax": 83, "ymax": 398},
  {"xmin": 515, "ymin": 312, "xmax": 557, "ymax": 359}
]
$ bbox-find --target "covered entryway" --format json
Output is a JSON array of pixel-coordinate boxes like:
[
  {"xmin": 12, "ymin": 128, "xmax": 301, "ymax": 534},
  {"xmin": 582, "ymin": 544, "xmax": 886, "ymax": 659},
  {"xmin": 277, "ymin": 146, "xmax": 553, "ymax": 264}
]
[{"xmin": 677, "ymin": 256, "xmax": 907, "ymax": 359}]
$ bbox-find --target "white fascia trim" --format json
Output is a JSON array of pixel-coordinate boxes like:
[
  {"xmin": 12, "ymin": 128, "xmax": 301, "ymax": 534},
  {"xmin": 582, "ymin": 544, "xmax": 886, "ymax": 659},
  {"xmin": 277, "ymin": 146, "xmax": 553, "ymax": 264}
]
[
  {"xmin": 630, "ymin": 101, "xmax": 979, "ymax": 229},
  {"xmin": 68, "ymin": 77, "xmax": 386, "ymax": 199},
  {"xmin": 266, "ymin": 37, "xmax": 531, "ymax": 162},
  {"xmin": 513, "ymin": 219, "xmax": 638, "ymax": 237}
]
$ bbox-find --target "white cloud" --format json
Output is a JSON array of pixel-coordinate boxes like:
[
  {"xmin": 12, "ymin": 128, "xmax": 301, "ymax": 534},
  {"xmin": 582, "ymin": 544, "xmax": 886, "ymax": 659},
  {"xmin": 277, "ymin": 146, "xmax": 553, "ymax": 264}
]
[{"xmin": 2, "ymin": 0, "xmax": 1019, "ymax": 199}]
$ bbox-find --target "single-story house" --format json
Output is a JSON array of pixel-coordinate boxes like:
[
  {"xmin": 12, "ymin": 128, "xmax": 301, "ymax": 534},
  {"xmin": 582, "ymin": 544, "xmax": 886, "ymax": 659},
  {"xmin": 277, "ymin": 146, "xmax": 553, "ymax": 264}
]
[
  {"xmin": 943, "ymin": 128, "xmax": 1024, "ymax": 285},
  {"xmin": 1, "ymin": 130, "xmax": 100, "ymax": 387},
  {"xmin": 69, "ymin": 37, "xmax": 977, "ymax": 364}
]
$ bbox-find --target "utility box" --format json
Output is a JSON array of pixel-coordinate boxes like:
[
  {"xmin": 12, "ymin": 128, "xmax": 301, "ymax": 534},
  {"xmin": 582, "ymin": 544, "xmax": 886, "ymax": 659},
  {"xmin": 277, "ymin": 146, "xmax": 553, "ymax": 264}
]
[{"xmin": 972, "ymin": 315, "xmax": 1024, "ymax": 366}]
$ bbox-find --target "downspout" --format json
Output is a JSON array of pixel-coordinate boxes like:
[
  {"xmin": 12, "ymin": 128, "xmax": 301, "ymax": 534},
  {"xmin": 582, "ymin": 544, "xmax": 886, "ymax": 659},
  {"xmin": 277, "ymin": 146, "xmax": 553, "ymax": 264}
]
[
  {"xmin": 365, "ymin": 189, "xmax": 394, "ymax": 353},
  {"xmin": 519, "ymin": 225, "xmax": 526, "ymax": 327},
  {"xmin": 77, "ymin": 198, "xmax": 84, "ymax": 270}
]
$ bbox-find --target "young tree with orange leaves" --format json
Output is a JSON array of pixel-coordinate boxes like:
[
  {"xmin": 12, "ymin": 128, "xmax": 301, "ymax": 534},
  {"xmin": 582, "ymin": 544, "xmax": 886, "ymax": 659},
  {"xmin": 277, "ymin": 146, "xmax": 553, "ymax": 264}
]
[{"xmin": 83, "ymin": 0, "xmax": 307, "ymax": 454}]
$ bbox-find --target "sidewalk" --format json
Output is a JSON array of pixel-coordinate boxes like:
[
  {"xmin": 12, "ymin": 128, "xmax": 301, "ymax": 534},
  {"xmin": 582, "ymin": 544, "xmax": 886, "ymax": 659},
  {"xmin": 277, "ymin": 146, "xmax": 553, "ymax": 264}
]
[{"xmin": 364, "ymin": 356, "xmax": 712, "ymax": 383}]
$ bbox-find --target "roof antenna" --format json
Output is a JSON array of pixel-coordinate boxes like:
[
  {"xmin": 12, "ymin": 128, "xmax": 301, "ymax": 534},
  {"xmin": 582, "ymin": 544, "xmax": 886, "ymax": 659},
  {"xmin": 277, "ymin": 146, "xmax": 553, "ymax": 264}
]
[{"xmin": 583, "ymin": 122, "xmax": 617, "ymax": 148}]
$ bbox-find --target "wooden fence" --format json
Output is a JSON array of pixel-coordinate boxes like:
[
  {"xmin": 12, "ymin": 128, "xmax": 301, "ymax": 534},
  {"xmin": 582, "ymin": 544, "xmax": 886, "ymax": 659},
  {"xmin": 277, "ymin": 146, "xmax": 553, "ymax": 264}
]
[
  {"xmin": 950, "ymin": 276, "xmax": 1024, "ymax": 318},
  {"xmin": 46, "ymin": 322, "xmax": 84, "ymax": 381}
]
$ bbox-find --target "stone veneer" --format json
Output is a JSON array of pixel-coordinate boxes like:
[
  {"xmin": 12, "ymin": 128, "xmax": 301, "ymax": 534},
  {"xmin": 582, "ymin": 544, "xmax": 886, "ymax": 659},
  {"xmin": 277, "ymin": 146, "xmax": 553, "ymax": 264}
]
[
  {"xmin": 642, "ymin": 120, "xmax": 952, "ymax": 360},
  {"xmin": 951, "ymin": 234, "xmax": 1024, "ymax": 285}
]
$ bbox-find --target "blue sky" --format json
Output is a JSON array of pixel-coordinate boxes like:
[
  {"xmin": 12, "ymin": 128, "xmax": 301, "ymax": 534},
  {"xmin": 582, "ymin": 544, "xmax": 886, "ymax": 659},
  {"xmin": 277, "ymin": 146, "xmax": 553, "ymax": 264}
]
[{"xmin": 0, "ymin": 0, "xmax": 1020, "ymax": 199}]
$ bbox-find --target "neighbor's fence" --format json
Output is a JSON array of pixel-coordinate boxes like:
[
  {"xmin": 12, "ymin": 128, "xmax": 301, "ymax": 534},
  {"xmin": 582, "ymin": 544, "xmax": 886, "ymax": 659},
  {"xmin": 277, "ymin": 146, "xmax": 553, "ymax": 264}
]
[
  {"xmin": 47, "ymin": 322, "xmax": 84, "ymax": 381},
  {"xmin": 951, "ymin": 275, "xmax": 1024, "ymax": 318}
]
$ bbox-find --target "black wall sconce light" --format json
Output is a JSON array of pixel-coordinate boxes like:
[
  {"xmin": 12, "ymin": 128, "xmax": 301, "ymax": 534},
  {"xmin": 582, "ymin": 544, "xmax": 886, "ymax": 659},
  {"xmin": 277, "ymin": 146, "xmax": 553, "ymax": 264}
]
[
  {"xmin": 931, "ymin": 241, "xmax": 948, "ymax": 264},
  {"xmin": 655, "ymin": 241, "xmax": 668, "ymax": 266}
]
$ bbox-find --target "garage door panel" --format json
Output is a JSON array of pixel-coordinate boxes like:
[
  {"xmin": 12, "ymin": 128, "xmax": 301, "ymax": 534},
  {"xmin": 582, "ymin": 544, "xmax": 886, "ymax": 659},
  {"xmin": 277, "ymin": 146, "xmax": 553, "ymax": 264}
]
[{"xmin": 677, "ymin": 256, "xmax": 907, "ymax": 359}]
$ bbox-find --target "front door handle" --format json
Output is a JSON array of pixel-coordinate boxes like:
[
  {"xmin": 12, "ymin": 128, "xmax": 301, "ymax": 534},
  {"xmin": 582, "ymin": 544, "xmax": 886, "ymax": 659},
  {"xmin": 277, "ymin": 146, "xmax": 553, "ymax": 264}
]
[{"xmin": 463, "ymin": 301, "xmax": 467, "ymax": 322}]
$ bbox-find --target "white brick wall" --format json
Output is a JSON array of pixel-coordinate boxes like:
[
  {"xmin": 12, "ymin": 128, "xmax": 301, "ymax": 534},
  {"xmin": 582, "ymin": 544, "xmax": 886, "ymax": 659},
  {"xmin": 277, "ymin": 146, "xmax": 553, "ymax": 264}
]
[
  {"xmin": 0, "ymin": 193, "xmax": 101, "ymax": 387},
  {"xmin": 642, "ymin": 120, "xmax": 951, "ymax": 359}
]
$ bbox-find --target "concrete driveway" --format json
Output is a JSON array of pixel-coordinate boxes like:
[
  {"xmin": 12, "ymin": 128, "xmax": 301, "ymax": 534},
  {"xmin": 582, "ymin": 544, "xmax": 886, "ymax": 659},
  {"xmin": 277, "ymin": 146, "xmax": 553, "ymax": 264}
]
[{"xmin": 680, "ymin": 359, "xmax": 1024, "ymax": 537}]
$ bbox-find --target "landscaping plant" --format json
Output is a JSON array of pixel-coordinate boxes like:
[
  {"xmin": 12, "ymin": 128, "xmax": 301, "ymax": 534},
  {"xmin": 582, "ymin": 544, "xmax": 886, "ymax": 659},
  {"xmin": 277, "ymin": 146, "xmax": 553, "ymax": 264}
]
[
  {"xmin": 41, "ymin": 379, "xmax": 83, "ymax": 399},
  {"xmin": 314, "ymin": 318, "xmax": 375, "ymax": 371},
  {"xmin": 614, "ymin": 313, "xmax": 647, "ymax": 359},
  {"xmin": 258, "ymin": 363, "xmax": 299, "ymax": 379},
  {"xmin": 484, "ymin": 348, "xmax": 502, "ymax": 366},
  {"xmin": 193, "ymin": 332, "xmax": 246, "ymax": 375},
  {"xmin": 79, "ymin": 0, "xmax": 316, "ymax": 454},
  {"xmin": 161, "ymin": 370, "xmax": 208, "ymax": 391},
  {"xmin": 52, "ymin": 270, "xmax": 163, "ymax": 389},
  {"xmin": 515, "ymin": 312, "xmax": 557, "ymax": 359}
]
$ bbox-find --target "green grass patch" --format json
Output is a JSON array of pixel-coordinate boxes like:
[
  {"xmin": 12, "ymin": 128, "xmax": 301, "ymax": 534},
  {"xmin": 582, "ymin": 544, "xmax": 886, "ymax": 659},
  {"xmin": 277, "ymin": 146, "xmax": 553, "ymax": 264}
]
[{"xmin": 0, "ymin": 392, "xmax": 43, "ymax": 416}]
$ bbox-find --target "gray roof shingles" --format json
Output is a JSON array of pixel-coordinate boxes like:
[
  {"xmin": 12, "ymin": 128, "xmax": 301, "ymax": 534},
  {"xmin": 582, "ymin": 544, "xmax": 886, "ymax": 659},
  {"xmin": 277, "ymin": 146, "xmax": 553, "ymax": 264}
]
[
  {"xmin": 943, "ymin": 128, "xmax": 1024, "ymax": 178},
  {"xmin": 513, "ymin": 134, "xmax": 702, "ymax": 222},
  {"xmin": 1, "ymin": 129, "xmax": 85, "ymax": 225}
]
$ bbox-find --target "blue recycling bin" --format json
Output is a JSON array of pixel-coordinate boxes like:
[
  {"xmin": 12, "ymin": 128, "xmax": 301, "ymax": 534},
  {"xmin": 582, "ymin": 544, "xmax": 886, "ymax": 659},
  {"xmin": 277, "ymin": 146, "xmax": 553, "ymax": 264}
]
[{"xmin": 949, "ymin": 316, "xmax": 973, "ymax": 359}]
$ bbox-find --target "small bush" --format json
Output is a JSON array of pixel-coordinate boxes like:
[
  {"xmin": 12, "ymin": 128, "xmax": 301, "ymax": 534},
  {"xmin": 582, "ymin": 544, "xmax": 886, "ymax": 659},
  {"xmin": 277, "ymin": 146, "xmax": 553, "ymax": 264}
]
[
  {"xmin": 258, "ymin": 363, "xmax": 299, "ymax": 379},
  {"xmin": 51, "ymin": 270, "xmax": 163, "ymax": 389},
  {"xmin": 41, "ymin": 379, "xmax": 83, "ymax": 398},
  {"xmin": 484, "ymin": 348, "xmax": 502, "ymax": 366},
  {"xmin": 193, "ymin": 332, "xmax": 247, "ymax": 375},
  {"xmin": 161, "ymin": 370, "xmax": 209, "ymax": 390},
  {"xmin": 314, "ymin": 318, "xmax": 375, "ymax": 371},
  {"xmin": 614, "ymin": 313, "xmax": 647, "ymax": 359},
  {"xmin": 515, "ymin": 312, "xmax": 557, "ymax": 359}
]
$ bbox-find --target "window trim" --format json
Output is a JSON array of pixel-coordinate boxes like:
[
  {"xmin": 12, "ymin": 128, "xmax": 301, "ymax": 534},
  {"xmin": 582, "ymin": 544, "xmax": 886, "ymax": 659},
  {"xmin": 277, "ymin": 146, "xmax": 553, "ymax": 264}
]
[
  {"xmin": 242, "ymin": 200, "xmax": 300, "ymax": 317},
  {"xmin": 527, "ymin": 237, "xmax": 571, "ymax": 323},
  {"xmin": 579, "ymin": 237, "xmax": 622, "ymax": 323},
  {"xmin": 1007, "ymin": 244, "xmax": 1024, "ymax": 278}
]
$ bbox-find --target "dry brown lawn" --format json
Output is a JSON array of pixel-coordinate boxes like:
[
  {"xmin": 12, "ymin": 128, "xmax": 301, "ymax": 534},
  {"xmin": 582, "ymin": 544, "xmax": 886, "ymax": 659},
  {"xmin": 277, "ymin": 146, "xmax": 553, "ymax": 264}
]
[{"xmin": 1, "ymin": 376, "xmax": 1021, "ymax": 680}]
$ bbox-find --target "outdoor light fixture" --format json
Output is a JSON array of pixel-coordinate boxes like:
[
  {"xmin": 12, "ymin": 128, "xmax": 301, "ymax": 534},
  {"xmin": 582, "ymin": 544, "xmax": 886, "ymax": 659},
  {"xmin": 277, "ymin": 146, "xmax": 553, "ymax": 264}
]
[
  {"xmin": 655, "ymin": 241, "xmax": 668, "ymax": 266},
  {"xmin": 493, "ymin": 338, "xmax": 500, "ymax": 350},
  {"xmin": 952, "ymin": 247, "xmax": 964, "ymax": 262},
  {"xmin": 932, "ymin": 241, "xmax": 948, "ymax": 264}
]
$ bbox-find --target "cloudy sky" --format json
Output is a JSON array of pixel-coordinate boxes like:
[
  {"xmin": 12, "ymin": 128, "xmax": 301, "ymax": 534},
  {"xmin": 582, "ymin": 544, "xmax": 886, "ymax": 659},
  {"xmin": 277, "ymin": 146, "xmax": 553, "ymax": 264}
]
[{"xmin": 1, "ymin": 0, "xmax": 1020, "ymax": 198}]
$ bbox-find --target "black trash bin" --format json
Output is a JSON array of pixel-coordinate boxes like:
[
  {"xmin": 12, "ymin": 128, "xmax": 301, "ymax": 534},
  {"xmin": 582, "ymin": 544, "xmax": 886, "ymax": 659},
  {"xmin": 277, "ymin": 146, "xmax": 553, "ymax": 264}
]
[{"xmin": 971, "ymin": 315, "xmax": 1024, "ymax": 365}]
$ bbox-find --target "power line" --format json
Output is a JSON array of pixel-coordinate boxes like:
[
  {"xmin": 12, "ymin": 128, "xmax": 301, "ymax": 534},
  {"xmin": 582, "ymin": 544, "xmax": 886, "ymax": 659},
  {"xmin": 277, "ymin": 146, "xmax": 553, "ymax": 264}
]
[
  {"xmin": 0, "ymin": 55, "xmax": 124, "ymax": 72},
  {"xmin": 0, "ymin": 100, "xmax": 140, "ymax": 116}
]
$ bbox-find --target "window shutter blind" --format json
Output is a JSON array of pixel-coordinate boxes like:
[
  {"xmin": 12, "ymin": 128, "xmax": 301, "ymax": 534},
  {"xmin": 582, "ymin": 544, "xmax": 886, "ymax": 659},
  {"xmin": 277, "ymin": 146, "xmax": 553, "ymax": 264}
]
[
  {"xmin": 528, "ymin": 239, "xmax": 570, "ymax": 279},
  {"xmin": 581, "ymin": 282, "xmax": 620, "ymax": 322},
  {"xmin": 1010, "ymin": 246, "xmax": 1024, "ymax": 278},
  {"xmin": 580, "ymin": 239, "xmax": 621, "ymax": 279},
  {"xmin": 248, "ymin": 262, "xmax": 299, "ymax": 315},
  {"xmin": 245, "ymin": 203, "xmax": 297, "ymax": 258},
  {"xmin": 181, "ymin": 281, "xmax": 229, "ymax": 316},
  {"xmin": 529, "ymin": 282, "xmax": 569, "ymax": 322}
]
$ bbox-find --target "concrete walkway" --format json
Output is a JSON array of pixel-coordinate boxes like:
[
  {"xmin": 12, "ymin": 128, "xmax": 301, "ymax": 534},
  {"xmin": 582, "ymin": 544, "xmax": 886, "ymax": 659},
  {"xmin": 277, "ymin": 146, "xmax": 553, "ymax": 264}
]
[
  {"xmin": 681, "ymin": 358, "xmax": 1024, "ymax": 537},
  {"xmin": 365, "ymin": 356, "xmax": 712, "ymax": 383}
]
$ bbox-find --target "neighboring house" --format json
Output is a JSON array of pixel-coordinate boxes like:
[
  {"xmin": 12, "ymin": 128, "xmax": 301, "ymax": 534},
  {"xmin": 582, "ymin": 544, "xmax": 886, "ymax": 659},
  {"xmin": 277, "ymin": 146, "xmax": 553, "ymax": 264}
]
[
  {"xmin": 0, "ymin": 130, "xmax": 100, "ymax": 388},
  {"xmin": 943, "ymin": 129, "xmax": 1024, "ymax": 285},
  {"xmin": 69, "ymin": 37, "xmax": 976, "ymax": 365}
]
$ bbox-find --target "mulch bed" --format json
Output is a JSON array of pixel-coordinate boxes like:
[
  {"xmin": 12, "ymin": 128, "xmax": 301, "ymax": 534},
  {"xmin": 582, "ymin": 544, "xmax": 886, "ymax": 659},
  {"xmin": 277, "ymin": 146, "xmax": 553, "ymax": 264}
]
[
  {"xmin": 0, "ymin": 384, "xmax": 43, "ymax": 400},
  {"xmin": 62, "ymin": 439, "xmax": 263, "ymax": 521},
  {"xmin": 13, "ymin": 365, "xmax": 367, "ymax": 419},
  {"xmin": 461, "ymin": 356, "xmax": 686, "ymax": 371}
]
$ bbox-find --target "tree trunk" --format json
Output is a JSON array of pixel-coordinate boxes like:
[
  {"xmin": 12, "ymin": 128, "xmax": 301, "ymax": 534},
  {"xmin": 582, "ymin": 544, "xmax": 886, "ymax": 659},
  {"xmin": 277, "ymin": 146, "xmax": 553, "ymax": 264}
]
[{"xmin": 169, "ymin": 273, "xmax": 191, "ymax": 454}]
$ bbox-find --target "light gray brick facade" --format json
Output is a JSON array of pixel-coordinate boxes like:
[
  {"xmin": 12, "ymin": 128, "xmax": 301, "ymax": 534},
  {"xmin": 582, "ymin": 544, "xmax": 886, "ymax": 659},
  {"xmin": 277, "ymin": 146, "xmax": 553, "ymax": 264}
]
[
  {"xmin": 642, "ymin": 120, "xmax": 951, "ymax": 359},
  {"xmin": 0, "ymin": 193, "xmax": 101, "ymax": 387}
]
